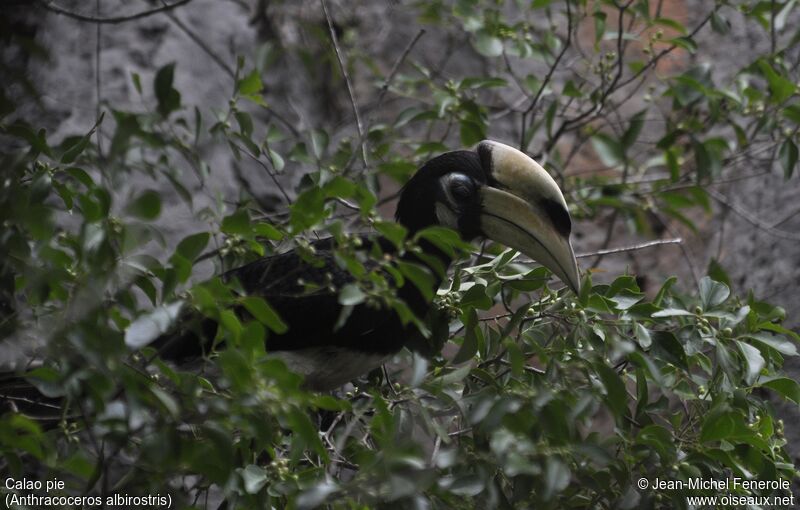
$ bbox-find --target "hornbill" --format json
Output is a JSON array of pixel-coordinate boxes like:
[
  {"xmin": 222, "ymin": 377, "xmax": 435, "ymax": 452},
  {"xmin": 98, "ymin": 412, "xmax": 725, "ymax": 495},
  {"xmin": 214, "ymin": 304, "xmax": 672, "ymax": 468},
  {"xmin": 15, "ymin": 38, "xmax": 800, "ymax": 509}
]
[
  {"xmin": 157, "ymin": 139, "xmax": 580, "ymax": 390},
  {"xmin": 1, "ymin": 140, "xmax": 579, "ymax": 410}
]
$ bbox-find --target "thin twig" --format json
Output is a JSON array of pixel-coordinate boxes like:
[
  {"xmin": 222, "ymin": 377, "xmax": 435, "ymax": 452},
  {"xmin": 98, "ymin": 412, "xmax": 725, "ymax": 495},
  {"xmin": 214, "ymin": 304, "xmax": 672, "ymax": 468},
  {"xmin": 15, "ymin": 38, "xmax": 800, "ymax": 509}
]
[
  {"xmin": 770, "ymin": 0, "xmax": 777, "ymax": 54},
  {"xmin": 39, "ymin": 0, "xmax": 193, "ymax": 24},
  {"xmin": 521, "ymin": 0, "xmax": 572, "ymax": 150},
  {"xmin": 575, "ymin": 238, "xmax": 683, "ymax": 259},
  {"xmin": 232, "ymin": 162, "xmax": 277, "ymax": 212},
  {"xmin": 375, "ymin": 29, "xmax": 426, "ymax": 112},
  {"xmin": 163, "ymin": 8, "xmax": 235, "ymax": 77},
  {"xmin": 320, "ymin": 0, "xmax": 368, "ymax": 170},
  {"xmin": 94, "ymin": 0, "xmax": 103, "ymax": 157},
  {"xmin": 160, "ymin": 2, "xmax": 299, "ymax": 137},
  {"xmin": 590, "ymin": 159, "xmax": 630, "ymax": 268},
  {"xmin": 590, "ymin": 208, "xmax": 620, "ymax": 268},
  {"xmin": 771, "ymin": 203, "xmax": 800, "ymax": 228},
  {"xmin": 523, "ymin": 0, "xmax": 572, "ymax": 116},
  {"xmin": 541, "ymin": 9, "xmax": 714, "ymax": 157},
  {"xmin": 230, "ymin": 141, "xmax": 292, "ymax": 204},
  {"xmin": 707, "ymin": 189, "xmax": 800, "ymax": 241}
]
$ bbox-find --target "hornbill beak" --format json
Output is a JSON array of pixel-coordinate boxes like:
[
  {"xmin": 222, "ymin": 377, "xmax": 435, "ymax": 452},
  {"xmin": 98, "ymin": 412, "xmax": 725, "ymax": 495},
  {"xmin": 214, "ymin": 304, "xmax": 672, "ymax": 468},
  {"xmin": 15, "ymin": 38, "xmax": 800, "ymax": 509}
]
[{"xmin": 477, "ymin": 140, "xmax": 581, "ymax": 294}]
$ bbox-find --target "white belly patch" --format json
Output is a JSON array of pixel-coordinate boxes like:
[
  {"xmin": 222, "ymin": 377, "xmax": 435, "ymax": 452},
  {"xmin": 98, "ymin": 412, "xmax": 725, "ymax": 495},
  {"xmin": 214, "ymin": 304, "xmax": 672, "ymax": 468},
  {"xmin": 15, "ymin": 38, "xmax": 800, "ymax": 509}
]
[{"xmin": 270, "ymin": 348, "xmax": 391, "ymax": 391}]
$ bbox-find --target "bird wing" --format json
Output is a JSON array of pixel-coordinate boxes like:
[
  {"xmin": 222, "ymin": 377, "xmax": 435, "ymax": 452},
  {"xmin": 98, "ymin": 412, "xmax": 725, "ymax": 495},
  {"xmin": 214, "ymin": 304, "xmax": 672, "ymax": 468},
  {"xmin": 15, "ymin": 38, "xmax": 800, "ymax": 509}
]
[{"xmin": 156, "ymin": 235, "xmax": 417, "ymax": 362}]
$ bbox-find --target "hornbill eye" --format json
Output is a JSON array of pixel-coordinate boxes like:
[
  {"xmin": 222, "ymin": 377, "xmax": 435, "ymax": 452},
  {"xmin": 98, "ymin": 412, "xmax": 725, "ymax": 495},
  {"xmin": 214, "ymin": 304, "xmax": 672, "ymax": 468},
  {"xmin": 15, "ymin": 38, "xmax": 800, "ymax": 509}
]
[{"xmin": 445, "ymin": 173, "xmax": 476, "ymax": 203}]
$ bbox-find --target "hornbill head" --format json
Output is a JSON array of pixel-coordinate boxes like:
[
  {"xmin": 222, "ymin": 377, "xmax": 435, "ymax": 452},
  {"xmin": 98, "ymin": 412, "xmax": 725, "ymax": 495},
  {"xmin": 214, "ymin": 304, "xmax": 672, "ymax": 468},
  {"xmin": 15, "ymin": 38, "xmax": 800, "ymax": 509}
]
[{"xmin": 397, "ymin": 140, "xmax": 580, "ymax": 293}]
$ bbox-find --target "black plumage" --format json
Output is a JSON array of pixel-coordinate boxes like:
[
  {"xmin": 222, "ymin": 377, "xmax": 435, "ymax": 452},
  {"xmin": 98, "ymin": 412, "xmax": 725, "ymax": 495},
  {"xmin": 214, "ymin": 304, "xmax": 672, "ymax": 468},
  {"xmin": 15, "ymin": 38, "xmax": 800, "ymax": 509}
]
[
  {"xmin": 2, "ymin": 140, "xmax": 580, "ymax": 398},
  {"xmin": 155, "ymin": 150, "xmax": 485, "ymax": 389}
]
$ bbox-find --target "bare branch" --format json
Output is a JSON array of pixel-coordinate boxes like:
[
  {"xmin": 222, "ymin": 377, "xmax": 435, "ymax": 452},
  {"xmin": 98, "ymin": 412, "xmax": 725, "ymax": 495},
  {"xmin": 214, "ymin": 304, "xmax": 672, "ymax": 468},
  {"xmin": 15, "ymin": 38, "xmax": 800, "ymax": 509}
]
[
  {"xmin": 94, "ymin": 0, "xmax": 103, "ymax": 157},
  {"xmin": 160, "ymin": 1, "xmax": 300, "ymax": 137},
  {"xmin": 707, "ymin": 189, "xmax": 800, "ymax": 241},
  {"xmin": 576, "ymin": 238, "xmax": 683, "ymax": 258},
  {"xmin": 39, "ymin": 0, "xmax": 193, "ymax": 24},
  {"xmin": 492, "ymin": 238, "xmax": 684, "ymax": 267},
  {"xmin": 163, "ymin": 7, "xmax": 235, "ymax": 77},
  {"xmin": 540, "ymin": 8, "xmax": 715, "ymax": 157},
  {"xmin": 521, "ymin": 0, "xmax": 572, "ymax": 150},
  {"xmin": 321, "ymin": 0, "xmax": 368, "ymax": 169},
  {"xmin": 230, "ymin": 141, "xmax": 292, "ymax": 205},
  {"xmin": 376, "ymin": 29, "xmax": 426, "ymax": 111}
]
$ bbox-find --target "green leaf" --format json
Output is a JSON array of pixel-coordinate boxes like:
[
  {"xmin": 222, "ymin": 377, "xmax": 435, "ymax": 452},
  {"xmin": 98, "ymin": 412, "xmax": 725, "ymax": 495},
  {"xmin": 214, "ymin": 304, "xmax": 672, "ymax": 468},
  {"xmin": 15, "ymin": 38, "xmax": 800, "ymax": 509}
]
[
  {"xmin": 61, "ymin": 115, "xmax": 103, "ymax": 164},
  {"xmin": 591, "ymin": 132, "xmax": 624, "ymax": 167},
  {"xmin": 240, "ymin": 321, "xmax": 266, "ymax": 358},
  {"xmin": 699, "ymin": 276, "xmax": 729, "ymax": 310},
  {"xmin": 756, "ymin": 321, "xmax": 800, "ymax": 341},
  {"xmin": 131, "ymin": 71, "xmax": 142, "ymax": 94},
  {"xmin": 459, "ymin": 119, "xmax": 485, "ymax": 146},
  {"xmin": 461, "ymin": 77, "xmax": 508, "ymax": 89},
  {"xmin": 593, "ymin": 11, "xmax": 607, "ymax": 45},
  {"xmin": 761, "ymin": 377, "xmax": 800, "ymax": 404},
  {"xmin": 219, "ymin": 309, "xmax": 242, "ymax": 343},
  {"xmin": 736, "ymin": 340, "xmax": 765, "ymax": 385},
  {"xmin": 595, "ymin": 362, "xmax": 628, "ymax": 418},
  {"xmin": 757, "ymin": 59, "xmax": 795, "ymax": 104},
  {"xmin": 290, "ymin": 187, "xmax": 326, "ymax": 231},
  {"xmin": 779, "ymin": 138, "xmax": 797, "ymax": 179},
  {"xmin": 374, "ymin": 221, "xmax": 407, "ymax": 249},
  {"xmin": 126, "ymin": 189, "xmax": 162, "ymax": 220},
  {"xmin": 453, "ymin": 310, "xmax": 479, "ymax": 364},
  {"xmin": 637, "ymin": 425, "xmax": 675, "ymax": 461},
  {"xmin": 543, "ymin": 457, "xmax": 570, "ymax": 500},
  {"xmin": 124, "ymin": 301, "xmax": 184, "ymax": 349},
  {"xmin": 621, "ymin": 110, "xmax": 646, "ymax": 149},
  {"xmin": 221, "ymin": 209, "xmax": 250, "ymax": 235},
  {"xmin": 241, "ymin": 465, "xmax": 268, "ymax": 494},
  {"xmin": 562, "ymin": 80, "xmax": 583, "ymax": 98},
  {"xmin": 654, "ymin": 17, "xmax": 687, "ymax": 34},
  {"xmin": 234, "ymin": 111, "xmax": 253, "ymax": 138},
  {"xmin": 651, "ymin": 308, "xmax": 693, "ymax": 317},
  {"xmin": 310, "ymin": 129, "xmax": 329, "ymax": 159},
  {"xmin": 176, "ymin": 232, "xmax": 209, "ymax": 262},
  {"xmin": 65, "ymin": 166, "xmax": 95, "ymax": 188},
  {"xmin": 338, "ymin": 284, "xmax": 366, "ymax": 306},
  {"xmin": 253, "ymin": 222, "xmax": 282, "ymax": 240},
  {"xmin": 669, "ymin": 36, "xmax": 698, "ymax": 53},
  {"xmin": 775, "ymin": 0, "xmax": 798, "ymax": 31},
  {"xmin": 700, "ymin": 411, "xmax": 742, "ymax": 442},
  {"xmin": 287, "ymin": 407, "xmax": 327, "ymax": 461},
  {"xmin": 268, "ymin": 148, "xmax": 285, "ymax": 172},
  {"xmin": 651, "ymin": 331, "xmax": 688, "ymax": 369},
  {"xmin": 397, "ymin": 261, "xmax": 435, "ymax": 301},
  {"xmin": 241, "ymin": 296, "xmax": 288, "ymax": 334},
  {"xmin": 634, "ymin": 323, "xmax": 652, "ymax": 349},
  {"xmin": 296, "ymin": 478, "xmax": 339, "ymax": 509},
  {"xmin": 706, "ymin": 258, "xmax": 731, "ymax": 288},
  {"xmin": 237, "ymin": 69, "xmax": 263, "ymax": 95},
  {"xmin": 711, "ymin": 11, "xmax": 730, "ymax": 34},
  {"xmin": 154, "ymin": 63, "xmax": 181, "ymax": 116},
  {"xmin": 653, "ymin": 276, "xmax": 677, "ymax": 306},
  {"xmin": 609, "ymin": 291, "xmax": 644, "ymax": 311},
  {"xmin": 744, "ymin": 332, "xmax": 797, "ymax": 356},
  {"xmin": 783, "ymin": 103, "xmax": 800, "ymax": 124},
  {"xmin": 473, "ymin": 30, "xmax": 503, "ymax": 57},
  {"xmin": 461, "ymin": 283, "xmax": 493, "ymax": 309},
  {"xmin": 4, "ymin": 121, "xmax": 52, "ymax": 157}
]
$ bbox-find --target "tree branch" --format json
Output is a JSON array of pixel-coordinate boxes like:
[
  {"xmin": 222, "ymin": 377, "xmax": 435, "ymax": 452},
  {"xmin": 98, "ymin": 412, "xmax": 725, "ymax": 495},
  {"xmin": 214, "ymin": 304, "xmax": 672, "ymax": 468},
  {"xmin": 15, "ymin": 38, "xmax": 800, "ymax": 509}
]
[
  {"xmin": 707, "ymin": 189, "xmax": 800, "ymax": 241},
  {"xmin": 321, "ymin": 0, "xmax": 368, "ymax": 170},
  {"xmin": 39, "ymin": 0, "xmax": 193, "ymax": 24},
  {"xmin": 376, "ymin": 28, "xmax": 426, "ymax": 111},
  {"xmin": 576, "ymin": 238, "xmax": 683, "ymax": 258},
  {"xmin": 521, "ymin": 0, "xmax": 572, "ymax": 150}
]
